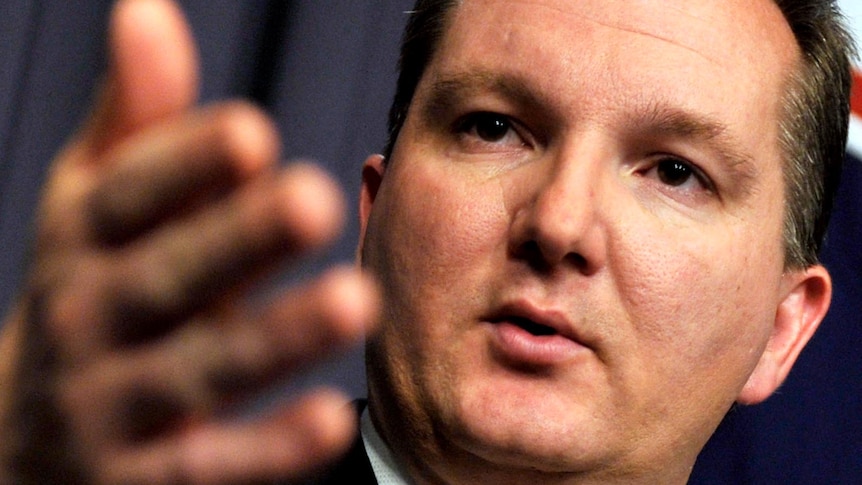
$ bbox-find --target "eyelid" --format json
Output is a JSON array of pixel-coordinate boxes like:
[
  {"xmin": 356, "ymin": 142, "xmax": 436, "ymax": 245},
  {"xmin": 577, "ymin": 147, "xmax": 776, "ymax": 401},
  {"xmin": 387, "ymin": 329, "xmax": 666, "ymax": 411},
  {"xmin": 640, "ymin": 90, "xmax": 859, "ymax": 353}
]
[
  {"xmin": 647, "ymin": 154, "xmax": 718, "ymax": 194},
  {"xmin": 454, "ymin": 111, "xmax": 535, "ymax": 148}
]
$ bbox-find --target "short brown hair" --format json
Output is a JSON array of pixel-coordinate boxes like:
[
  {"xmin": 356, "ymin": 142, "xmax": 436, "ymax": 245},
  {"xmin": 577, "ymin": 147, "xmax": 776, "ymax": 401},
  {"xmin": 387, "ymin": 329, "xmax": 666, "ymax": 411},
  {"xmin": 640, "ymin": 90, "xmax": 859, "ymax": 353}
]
[{"xmin": 773, "ymin": 0, "xmax": 855, "ymax": 268}]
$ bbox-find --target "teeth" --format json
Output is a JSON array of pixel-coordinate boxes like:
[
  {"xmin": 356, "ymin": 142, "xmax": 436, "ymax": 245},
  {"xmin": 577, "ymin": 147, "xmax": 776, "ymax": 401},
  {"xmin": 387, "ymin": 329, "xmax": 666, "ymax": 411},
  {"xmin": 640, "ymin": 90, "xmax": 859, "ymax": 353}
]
[{"xmin": 511, "ymin": 317, "xmax": 557, "ymax": 336}]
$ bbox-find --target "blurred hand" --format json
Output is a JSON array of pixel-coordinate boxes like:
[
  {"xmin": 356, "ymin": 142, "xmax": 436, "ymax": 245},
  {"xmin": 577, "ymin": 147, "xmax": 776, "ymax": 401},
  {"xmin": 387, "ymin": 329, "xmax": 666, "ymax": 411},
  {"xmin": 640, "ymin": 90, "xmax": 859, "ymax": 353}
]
[{"xmin": 0, "ymin": 0, "xmax": 377, "ymax": 483}]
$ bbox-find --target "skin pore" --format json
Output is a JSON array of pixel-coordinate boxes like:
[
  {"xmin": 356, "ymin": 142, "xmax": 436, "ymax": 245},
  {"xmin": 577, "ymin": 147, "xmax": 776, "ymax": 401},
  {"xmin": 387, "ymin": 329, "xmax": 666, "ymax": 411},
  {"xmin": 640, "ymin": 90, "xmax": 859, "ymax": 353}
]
[{"xmin": 358, "ymin": 0, "xmax": 830, "ymax": 484}]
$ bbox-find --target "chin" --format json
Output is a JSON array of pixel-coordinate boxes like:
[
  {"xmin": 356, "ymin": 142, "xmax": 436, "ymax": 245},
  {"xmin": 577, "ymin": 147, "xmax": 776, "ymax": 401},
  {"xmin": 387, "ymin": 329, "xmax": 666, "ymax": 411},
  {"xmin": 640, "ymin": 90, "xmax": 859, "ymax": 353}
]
[{"xmin": 440, "ymin": 386, "xmax": 614, "ymax": 474}]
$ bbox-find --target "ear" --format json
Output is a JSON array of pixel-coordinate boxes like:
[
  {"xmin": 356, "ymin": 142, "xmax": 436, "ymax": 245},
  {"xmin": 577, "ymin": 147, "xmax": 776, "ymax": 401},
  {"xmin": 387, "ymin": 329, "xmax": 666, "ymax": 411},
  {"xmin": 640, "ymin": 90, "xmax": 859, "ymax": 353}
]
[
  {"xmin": 736, "ymin": 265, "xmax": 832, "ymax": 404},
  {"xmin": 356, "ymin": 154, "xmax": 386, "ymax": 262}
]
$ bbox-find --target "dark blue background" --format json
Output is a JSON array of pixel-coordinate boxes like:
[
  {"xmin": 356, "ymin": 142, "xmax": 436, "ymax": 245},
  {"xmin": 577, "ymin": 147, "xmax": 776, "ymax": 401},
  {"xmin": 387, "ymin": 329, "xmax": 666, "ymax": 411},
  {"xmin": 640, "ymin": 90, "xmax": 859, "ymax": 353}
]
[{"xmin": 0, "ymin": 2, "xmax": 858, "ymax": 482}]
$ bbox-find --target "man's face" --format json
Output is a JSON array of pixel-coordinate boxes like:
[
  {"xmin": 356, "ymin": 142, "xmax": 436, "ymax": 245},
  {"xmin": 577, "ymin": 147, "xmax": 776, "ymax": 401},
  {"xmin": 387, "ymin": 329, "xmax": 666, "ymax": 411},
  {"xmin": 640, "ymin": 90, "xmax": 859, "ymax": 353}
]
[{"xmin": 360, "ymin": 0, "xmax": 804, "ymax": 481}]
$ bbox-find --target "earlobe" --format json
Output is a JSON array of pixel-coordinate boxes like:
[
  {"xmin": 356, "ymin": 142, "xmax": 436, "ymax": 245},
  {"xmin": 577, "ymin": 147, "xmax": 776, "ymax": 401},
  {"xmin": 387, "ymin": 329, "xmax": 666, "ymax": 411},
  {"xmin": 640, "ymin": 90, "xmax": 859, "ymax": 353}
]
[
  {"xmin": 357, "ymin": 154, "xmax": 386, "ymax": 261},
  {"xmin": 737, "ymin": 265, "xmax": 832, "ymax": 405}
]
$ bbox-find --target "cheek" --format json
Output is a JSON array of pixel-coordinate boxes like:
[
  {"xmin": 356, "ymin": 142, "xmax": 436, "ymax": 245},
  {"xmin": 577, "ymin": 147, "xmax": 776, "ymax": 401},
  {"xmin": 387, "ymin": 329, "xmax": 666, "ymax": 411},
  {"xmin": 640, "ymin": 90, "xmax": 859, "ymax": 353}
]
[
  {"xmin": 377, "ymin": 162, "xmax": 505, "ymax": 279},
  {"xmin": 362, "ymin": 158, "xmax": 512, "ymax": 418},
  {"xmin": 363, "ymin": 160, "xmax": 508, "ymax": 341},
  {"xmin": 612, "ymin": 217, "xmax": 782, "ymax": 391}
]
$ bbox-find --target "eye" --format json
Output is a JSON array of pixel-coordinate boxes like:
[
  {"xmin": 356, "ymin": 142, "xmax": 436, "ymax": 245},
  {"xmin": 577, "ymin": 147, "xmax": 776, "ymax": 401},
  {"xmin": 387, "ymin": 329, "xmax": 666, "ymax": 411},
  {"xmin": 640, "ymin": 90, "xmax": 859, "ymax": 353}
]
[
  {"xmin": 656, "ymin": 159, "xmax": 694, "ymax": 187},
  {"xmin": 644, "ymin": 157, "xmax": 714, "ymax": 193},
  {"xmin": 454, "ymin": 112, "xmax": 527, "ymax": 151},
  {"xmin": 467, "ymin": 112, "xmax": 510, "ymax": 141}
]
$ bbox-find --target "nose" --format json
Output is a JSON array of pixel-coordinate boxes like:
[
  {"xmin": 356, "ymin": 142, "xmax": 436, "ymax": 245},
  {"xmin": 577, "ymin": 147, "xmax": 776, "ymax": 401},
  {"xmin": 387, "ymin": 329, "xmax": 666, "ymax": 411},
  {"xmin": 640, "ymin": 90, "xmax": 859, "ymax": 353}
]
[{"xmin": 508, "ymin": 147, "xmax": 608, "ymax": 276}]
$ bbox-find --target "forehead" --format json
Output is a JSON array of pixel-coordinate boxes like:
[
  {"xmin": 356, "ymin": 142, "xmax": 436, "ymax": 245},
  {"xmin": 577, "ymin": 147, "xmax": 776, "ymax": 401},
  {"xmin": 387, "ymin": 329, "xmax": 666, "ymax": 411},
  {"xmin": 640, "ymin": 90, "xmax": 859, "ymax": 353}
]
[
  {"xmin": 432, "ymin": 0, "xmax": 799, "ymax": 93},
  {"xmin": 426, "ymin": 0, "xmax": 799, "ymax": 122},
  {"xmin": 437, "ymin": 0, "xmax": 798, "ymax": 70},
  {"xmin": 418, "ymin": 0, "xmax": 800, "ymax": 166}
]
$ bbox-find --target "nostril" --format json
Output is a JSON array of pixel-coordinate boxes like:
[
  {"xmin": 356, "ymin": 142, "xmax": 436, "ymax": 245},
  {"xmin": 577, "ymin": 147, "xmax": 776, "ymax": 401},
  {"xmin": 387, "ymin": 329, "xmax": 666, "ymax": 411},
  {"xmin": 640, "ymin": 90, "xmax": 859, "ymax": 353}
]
[
  {"xmin": 564, "ymin": 252, "xmax": 588, "ymax": 270},
  {"xmin": 511, "ymin": 240, "xmax": 551, "ymax": 273},
  {"xmin": 510, "ymin": 239, "xmax": 589, "ymax": 274}
]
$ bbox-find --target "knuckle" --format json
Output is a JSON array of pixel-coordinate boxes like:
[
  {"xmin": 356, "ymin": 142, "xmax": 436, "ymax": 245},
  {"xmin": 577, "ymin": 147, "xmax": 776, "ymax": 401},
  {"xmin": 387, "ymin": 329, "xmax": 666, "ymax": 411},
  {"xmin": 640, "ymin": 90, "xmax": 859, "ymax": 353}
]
[
  {"xmin": 30, "ymin": 258, "xmax": 111, "ymax": 355},
  {"xmin": 314, "ymin": 269, "xmax": 376, "ymax": 340},
  {"xmin": 275, "ymin": 165, "xmax": 345, "ymax": 250},
  {"xmin": 107, "ymin": 250, "xmax": 190, "ymax": 344},
  {"xmin": 205, "ymin": 102, "xmax": 280, "ymax": 178}
]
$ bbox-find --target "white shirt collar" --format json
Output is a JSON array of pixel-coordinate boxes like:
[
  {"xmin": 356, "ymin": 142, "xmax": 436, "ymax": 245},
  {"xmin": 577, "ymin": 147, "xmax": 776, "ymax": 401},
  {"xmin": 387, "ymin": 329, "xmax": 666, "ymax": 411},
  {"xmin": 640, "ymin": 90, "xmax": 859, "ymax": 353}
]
[{"xmin": 360, "ymin": 405, "xmax": 413, "ymax": 485}]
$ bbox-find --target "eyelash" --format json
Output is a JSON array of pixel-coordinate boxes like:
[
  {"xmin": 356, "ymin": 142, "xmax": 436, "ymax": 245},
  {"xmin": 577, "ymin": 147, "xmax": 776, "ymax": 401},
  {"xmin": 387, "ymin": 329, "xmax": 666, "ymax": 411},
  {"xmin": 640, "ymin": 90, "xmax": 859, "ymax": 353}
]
[
  {"xmin": 641, "ymin": 155, "xmax": 716, "ymax": 194},
  {"xmin": 453, "ymin": 112, "xmax": 529, "ymax": 149}
]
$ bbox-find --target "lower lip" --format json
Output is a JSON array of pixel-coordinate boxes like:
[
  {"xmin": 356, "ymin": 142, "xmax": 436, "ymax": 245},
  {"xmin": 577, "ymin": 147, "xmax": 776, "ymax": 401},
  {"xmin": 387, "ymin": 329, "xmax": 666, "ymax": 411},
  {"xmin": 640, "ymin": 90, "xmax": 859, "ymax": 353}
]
[{"xmin": 489, "ymin": 321, "xmax": 586, "ymax": 367}]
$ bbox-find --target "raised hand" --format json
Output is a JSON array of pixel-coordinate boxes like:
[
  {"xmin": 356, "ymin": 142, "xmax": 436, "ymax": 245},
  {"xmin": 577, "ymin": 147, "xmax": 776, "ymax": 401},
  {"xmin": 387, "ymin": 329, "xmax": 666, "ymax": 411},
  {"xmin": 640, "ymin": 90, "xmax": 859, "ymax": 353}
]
[{"xmin": 0, "ymin": 0, "xmax": 377, "ymax": 483}]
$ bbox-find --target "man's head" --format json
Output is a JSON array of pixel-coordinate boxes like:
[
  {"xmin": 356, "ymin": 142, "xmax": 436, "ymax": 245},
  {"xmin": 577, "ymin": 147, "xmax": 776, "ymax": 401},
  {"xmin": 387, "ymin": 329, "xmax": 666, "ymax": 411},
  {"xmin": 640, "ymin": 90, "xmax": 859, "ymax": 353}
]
[
  {"xmin": 359, "ymin": 0, "xmax": 851, "ymax": 483},
  {"xmin": 383, "ymin": 0, "xmax": 854, "ymax": 270}
]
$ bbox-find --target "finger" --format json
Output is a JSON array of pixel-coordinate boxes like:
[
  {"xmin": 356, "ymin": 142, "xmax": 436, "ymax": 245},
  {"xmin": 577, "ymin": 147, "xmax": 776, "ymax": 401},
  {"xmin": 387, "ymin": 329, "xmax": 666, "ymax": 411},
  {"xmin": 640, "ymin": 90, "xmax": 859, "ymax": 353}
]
[
  {"xmin": 256, "ymin": 267, "xmax": 379, "ymax": 374},
  {"xmin": 107, "ymin": 164, "xmax": 348, "ymax": 345},
  {"xmin": 33, "ymin": 0, "xmax": 200, "ymax": 250},
  {"xmin": 97, "ymin": 390, "xmax": 356, "ymax": 485},
  {"xmin": 197, "ymin": 266, "xmax": 379, "ymax": 403},
  {"xmin": 180, "ymin": 391, "xmax": 357, "ymax": 485},
  {"xmin": 81, "ymin": 0, "xmax": 199, "ymax": 159},
  {"xmin": 58, "ymin": 267, "xmax": 376, "ymax": 443},
  {"xmin": 87, "ymin": 102, "xmax": 279, "ymax": 246},
  {"xmin": 50, "ymin": 163, "xmax": 347, "ymax": 350}
]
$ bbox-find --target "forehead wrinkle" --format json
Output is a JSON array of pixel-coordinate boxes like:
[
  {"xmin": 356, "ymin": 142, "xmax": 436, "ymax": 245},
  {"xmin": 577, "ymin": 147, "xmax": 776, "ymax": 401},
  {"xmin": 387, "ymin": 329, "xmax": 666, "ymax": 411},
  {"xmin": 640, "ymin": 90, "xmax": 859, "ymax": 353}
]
[
  {"xmin": 488, "ymin": 0, "xmax": 723, "ymax": 66},
  {"xmin": 584, "ymin": 16, "xmax": 719, "ymax": 66}
]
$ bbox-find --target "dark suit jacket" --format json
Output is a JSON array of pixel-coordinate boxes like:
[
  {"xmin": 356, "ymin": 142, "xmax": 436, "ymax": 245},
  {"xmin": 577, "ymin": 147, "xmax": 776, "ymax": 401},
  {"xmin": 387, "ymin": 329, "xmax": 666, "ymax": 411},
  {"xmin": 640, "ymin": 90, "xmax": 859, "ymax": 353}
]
[{"xmin": 302, "ymin": 432, "xmax": 377, "ymax": 485}]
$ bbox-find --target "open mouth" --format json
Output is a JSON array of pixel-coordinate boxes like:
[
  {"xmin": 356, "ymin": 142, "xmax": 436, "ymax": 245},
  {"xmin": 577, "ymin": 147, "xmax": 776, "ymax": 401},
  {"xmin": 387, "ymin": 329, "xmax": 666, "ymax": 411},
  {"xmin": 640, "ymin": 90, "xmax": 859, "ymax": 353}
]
[
  {"xmin": 499, "ymin": 317, "xmax": 558, "ymax": 337},
  {"xmin": 486, "ymin": 314, "xmax": 584, "ymax": 366}
]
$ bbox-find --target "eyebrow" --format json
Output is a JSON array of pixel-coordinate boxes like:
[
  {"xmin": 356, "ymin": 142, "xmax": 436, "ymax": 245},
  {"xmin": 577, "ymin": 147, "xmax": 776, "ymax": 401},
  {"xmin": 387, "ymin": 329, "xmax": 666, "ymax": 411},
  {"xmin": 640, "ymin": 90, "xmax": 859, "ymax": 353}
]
[
  {"xmin": 631, "ymin": 103, "xmax": 760, "ymax": 194},
  {"xmin": 420, "ymin": 71, "xmax": 761, "ymax": 194},
  {"xmin": 421, "ymin": 71, "xmax": 555, "ymax": 127}
]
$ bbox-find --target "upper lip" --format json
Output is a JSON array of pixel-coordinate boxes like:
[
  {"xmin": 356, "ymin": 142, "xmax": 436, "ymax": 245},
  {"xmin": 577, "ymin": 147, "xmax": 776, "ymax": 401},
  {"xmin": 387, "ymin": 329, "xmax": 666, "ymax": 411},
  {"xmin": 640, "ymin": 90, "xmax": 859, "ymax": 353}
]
[{"xmin": 484, "ymin": 299, "xmax": 593, "ymax": 349}]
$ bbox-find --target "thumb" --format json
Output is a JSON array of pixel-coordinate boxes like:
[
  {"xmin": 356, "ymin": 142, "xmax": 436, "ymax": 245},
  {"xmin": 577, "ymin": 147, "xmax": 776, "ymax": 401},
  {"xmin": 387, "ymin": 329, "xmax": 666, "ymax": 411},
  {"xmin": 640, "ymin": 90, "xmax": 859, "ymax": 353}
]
[{"xmin": 82, "ymin": 0, "xmax": 199, "ymax": 157}]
